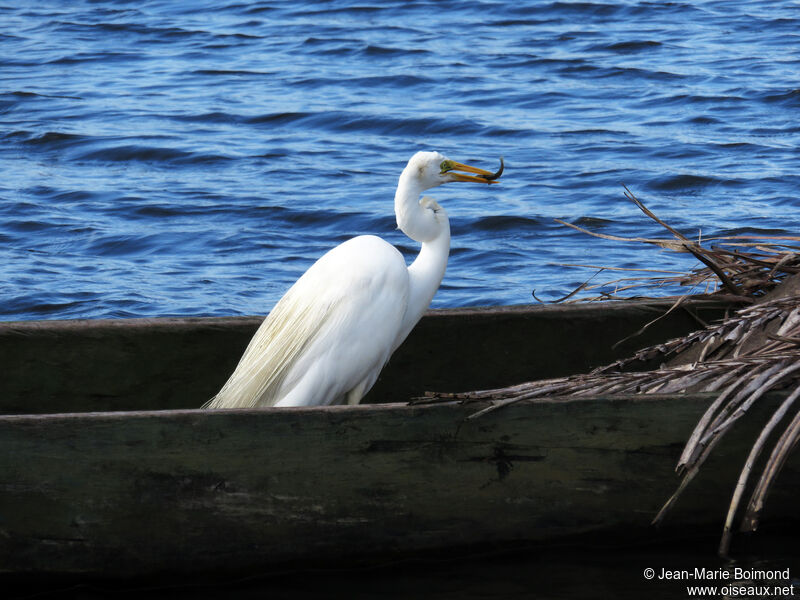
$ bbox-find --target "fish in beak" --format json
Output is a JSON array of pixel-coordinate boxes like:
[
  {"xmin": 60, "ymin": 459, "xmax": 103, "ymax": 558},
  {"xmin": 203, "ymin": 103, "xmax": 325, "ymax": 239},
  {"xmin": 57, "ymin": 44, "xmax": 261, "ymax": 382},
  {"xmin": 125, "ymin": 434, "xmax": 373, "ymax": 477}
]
[{"xmin": 441, "ymin": 157, "xmax": 504, "ymax": 184}]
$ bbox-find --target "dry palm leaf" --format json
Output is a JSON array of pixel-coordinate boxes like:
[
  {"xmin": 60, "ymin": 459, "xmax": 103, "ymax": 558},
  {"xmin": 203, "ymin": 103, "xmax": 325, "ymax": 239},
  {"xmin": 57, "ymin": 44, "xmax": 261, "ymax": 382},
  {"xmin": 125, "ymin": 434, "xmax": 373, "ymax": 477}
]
[{"xmin": 549, "ymin": 187, "xmax": 800, "ymax": 303}]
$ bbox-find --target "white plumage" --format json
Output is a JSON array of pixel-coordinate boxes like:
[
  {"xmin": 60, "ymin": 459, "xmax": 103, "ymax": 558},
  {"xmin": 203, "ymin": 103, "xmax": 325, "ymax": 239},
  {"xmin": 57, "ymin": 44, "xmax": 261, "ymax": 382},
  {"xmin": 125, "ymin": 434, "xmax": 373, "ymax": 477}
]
[{"xmin": 205, "ymin": 151, "xmax": 500, "ymax": 408}]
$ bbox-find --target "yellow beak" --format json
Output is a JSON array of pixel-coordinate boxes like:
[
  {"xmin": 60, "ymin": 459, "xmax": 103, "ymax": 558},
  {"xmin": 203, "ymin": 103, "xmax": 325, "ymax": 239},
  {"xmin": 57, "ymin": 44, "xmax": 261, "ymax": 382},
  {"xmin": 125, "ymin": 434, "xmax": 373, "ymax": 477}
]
[{"xmin": 448, "ymin": 158, "xmax": 503, "ymax": 184}]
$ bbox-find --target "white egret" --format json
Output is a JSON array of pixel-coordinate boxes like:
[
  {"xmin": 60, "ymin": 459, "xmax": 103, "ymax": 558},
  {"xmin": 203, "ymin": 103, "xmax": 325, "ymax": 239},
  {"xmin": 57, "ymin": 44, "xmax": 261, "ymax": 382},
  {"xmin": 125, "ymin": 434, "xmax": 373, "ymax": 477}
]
[{"xmin": 204, "ymin": 151, "xmax": 502, "ymax": 409}]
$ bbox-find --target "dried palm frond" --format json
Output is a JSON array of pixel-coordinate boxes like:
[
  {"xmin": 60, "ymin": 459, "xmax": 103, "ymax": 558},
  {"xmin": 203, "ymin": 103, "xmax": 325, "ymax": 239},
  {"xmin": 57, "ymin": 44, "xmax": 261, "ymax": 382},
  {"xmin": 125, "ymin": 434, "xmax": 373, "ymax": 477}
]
[{"xmin": 549, "ymin": 187, "xmax": 800, "ymax": 303}]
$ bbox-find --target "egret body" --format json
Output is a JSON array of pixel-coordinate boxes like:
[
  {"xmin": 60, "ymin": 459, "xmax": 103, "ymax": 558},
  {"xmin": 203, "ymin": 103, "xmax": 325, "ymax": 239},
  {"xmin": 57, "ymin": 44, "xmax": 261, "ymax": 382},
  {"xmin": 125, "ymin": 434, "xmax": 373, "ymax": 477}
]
[{"xmin": 205, "ymin": 151, "xmax": 501, "ymax": 409}]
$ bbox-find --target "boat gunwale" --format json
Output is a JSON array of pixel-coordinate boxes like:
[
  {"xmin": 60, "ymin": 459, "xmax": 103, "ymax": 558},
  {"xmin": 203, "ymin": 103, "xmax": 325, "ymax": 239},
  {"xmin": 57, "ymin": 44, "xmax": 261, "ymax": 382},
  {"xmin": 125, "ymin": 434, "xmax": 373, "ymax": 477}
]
[
  {"xmin": 0, "ymin": 297, "xmax": 732, "ymax": 331},
  {"xmin": 0, "ymin": 390, "xmax": 734, "ymax": 422}
]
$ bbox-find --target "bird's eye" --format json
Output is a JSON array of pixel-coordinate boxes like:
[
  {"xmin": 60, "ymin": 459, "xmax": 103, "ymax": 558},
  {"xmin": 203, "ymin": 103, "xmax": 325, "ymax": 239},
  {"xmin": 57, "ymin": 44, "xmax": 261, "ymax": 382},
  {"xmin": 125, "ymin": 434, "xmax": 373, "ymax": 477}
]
[{"xmin": 439, "ymin": 160, "xmax": 454, "ymax": 174}]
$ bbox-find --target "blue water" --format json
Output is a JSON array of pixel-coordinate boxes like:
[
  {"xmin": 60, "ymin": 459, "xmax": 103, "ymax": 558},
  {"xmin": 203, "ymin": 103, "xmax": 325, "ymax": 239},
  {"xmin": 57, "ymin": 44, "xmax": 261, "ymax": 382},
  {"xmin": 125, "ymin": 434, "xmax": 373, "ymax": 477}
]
[{"xmin": 1, "ymin": 1, "xmax": 799, "ymax": 320}]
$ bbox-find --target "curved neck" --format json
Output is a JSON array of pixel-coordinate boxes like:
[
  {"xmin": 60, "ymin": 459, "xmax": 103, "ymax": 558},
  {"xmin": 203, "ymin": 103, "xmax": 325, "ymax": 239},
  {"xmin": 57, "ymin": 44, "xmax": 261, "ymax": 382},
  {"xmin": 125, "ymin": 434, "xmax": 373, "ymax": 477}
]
[
  {"xmin": 397, "ymin": 227, "xmax": 450, "ymax": 347},
  {"xmin": 392, "ymin": 171, "xmax": 451, "ymax": 349},
  {"xmin": 394, "ymin": 171, "xmax": 426, "ymax": 242}
]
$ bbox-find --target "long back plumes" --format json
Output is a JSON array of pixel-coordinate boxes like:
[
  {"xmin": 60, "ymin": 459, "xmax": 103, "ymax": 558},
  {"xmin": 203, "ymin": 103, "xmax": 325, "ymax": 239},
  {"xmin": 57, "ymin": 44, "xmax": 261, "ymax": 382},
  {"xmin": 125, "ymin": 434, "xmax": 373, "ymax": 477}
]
[{"xmin": 203, "ymin": 286, "xmax": 339, "ymax": 409}]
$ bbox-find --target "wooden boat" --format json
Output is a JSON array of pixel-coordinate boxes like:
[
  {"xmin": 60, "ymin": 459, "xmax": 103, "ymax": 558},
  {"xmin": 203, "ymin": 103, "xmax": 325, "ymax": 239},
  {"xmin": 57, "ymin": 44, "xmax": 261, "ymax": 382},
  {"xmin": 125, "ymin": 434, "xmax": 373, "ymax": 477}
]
[{"xmin": 0, "ymin": 300, "xmax": 797, "ymax": 579}]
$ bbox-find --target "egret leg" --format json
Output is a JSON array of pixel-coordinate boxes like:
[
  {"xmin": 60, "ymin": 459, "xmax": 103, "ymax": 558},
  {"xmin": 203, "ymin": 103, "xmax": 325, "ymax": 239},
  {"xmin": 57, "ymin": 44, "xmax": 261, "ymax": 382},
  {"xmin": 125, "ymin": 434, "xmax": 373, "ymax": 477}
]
[{"xmin": 345, "ymin": 379, "xmax": 370, "ymax": 405}]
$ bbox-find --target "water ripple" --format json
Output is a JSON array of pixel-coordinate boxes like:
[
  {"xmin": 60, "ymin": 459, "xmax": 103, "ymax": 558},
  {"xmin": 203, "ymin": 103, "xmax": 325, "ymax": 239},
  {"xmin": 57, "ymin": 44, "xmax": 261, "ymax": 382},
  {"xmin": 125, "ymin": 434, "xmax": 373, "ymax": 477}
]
[{"xmin": 0, "ymin": 0, "xmax": 798, "ymax": 320}]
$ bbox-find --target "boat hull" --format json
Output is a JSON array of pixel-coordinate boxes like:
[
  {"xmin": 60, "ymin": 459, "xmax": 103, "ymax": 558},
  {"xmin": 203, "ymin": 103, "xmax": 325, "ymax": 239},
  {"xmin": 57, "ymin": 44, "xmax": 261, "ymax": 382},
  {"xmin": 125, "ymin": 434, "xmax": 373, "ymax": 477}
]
[{"xmin": 0, "ymin": 301, "xmax": 796, "ymax": 577}]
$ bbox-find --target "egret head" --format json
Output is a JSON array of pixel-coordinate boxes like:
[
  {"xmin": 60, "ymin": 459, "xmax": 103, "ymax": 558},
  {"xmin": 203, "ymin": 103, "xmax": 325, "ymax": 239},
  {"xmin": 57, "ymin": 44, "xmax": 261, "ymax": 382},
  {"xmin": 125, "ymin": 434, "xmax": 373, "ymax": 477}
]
[
  {"xmin": 396, "ymin": 151, "xmax": 502, "ymax": 243},
  {"xmin": 405, "ymin": 151, "xmax": 503, "ymax": 191}
]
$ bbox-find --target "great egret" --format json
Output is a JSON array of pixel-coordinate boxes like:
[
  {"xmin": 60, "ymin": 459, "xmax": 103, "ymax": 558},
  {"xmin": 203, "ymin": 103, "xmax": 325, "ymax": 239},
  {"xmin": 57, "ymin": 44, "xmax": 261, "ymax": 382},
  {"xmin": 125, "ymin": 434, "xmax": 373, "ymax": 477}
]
[{"xmin": 204, "ymin": 151, "xmax": 502, "ymax": 409}]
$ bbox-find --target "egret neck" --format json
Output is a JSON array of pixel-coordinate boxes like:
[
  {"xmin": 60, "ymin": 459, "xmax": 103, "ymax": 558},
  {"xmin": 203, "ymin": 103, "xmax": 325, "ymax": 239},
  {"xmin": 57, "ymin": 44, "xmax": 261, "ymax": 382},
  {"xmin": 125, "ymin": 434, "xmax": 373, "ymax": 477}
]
[{"xmin": 393, "ymin": 168, "xmax": 452, "ymax": 348}]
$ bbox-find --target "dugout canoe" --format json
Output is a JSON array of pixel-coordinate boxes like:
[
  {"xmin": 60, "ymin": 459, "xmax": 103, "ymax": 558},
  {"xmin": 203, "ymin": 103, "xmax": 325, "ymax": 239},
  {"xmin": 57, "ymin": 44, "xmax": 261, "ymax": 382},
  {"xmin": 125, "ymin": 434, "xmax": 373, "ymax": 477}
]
[{"xmin": 0, "ymin": 299, "xmax": 798, "ymax": 580}]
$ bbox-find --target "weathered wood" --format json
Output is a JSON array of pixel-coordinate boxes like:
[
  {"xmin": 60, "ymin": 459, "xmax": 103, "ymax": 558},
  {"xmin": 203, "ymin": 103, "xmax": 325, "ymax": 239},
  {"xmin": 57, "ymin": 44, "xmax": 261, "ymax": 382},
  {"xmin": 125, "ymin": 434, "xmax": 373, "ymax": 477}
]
[
  {"xmin": 0, "ymin": 300, "xmax": 730, "ymax": 414},
  {"xmin": 0, "ymin": 394, "xmax": 797, "ymax": 577},
  {"xmin": 2, "ymin": 300, "xmax": 794, "ymax": 579},
  {"xmin": 0, "ymin": 316, "xmax": 260, "ymax": 415}
]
